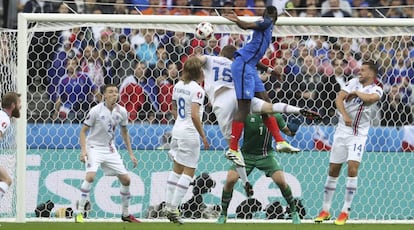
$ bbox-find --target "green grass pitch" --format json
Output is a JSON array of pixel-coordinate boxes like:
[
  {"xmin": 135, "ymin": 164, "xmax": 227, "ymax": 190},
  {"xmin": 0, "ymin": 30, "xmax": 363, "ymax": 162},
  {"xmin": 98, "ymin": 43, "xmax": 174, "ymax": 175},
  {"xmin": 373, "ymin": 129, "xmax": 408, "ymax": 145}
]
[{"xmin": 1, "ymin": 222, "xmax": 413, "ymax": 230}]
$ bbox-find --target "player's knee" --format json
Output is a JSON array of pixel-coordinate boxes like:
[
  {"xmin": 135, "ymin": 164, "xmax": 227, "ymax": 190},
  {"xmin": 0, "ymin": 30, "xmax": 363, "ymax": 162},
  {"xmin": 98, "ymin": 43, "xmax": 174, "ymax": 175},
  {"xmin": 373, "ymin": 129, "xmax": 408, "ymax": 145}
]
[
  {"xmin": 119, "ymin": 175, "xmax": 131, "ymax": 186},
  {"xmin": 4, "ymin": 177, "xmax": 12, "ymax": 186}
]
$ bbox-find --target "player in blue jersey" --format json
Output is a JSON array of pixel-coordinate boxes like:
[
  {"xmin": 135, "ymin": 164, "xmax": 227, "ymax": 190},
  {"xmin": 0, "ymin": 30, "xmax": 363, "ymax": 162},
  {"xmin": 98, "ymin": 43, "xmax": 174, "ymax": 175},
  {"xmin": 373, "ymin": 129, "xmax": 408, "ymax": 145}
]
[{"xmin": 223, "ymin": 6, "xmax": 319, "ymax": 165}]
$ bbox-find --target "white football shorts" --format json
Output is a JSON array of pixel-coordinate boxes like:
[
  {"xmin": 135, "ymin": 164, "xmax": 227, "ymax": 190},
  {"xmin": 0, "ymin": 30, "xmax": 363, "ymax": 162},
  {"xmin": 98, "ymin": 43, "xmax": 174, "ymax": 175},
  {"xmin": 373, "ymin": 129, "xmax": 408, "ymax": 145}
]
[
  {"xmin": 85, "ymin": 145, "xmax": 128, "ymax": 176},
  {"xmin": 329, "ymin": 132, "xmax": 367, "ymax": 164},
  {"xmin": 169, "ymin": 137, "xmax": 200, "ymax": 168}
]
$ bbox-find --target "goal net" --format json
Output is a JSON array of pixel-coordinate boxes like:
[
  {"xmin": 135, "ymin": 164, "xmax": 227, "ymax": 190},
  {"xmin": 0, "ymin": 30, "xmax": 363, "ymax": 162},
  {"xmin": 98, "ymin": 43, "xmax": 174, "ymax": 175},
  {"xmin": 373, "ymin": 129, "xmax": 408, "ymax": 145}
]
[{"xmin": 10, "ymin": 13, "xmax": 414, "ymax": 222}]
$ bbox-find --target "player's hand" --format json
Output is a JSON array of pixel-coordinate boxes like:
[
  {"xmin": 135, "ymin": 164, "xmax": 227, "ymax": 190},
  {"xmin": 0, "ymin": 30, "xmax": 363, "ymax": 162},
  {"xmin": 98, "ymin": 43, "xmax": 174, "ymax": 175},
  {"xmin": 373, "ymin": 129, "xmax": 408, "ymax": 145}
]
[
  {"xmin": 223, "ymin": 11, "xmax": 239, "ymax": 22},
  {"xmin": 80, "ymin": 152, "xmax": 87, "ymax": 163},
  {"xmin": 343, "ymin": 116, "xmax": 352, "ymax": 127},
  {"xmin": 130, "ymin": 154, "xmax": 138, "ymax": 168},
  {"xmin": 202, "ymin": 137, "xmax": 210, "ymax": 150},
  {"xmin": 345, "ymin": 91, "xmax": 358, "ymax": 102}
]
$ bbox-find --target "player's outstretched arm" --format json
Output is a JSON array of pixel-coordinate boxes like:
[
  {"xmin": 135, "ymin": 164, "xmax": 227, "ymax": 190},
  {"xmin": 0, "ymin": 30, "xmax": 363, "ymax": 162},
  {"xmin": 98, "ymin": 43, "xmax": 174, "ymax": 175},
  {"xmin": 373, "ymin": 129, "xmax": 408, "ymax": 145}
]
[
  {"xmin": 223, "ymin": 12, "xmax": 258, "ymax": 30},
  {"xmin": 121, "ymin": 126, "xmax": 137, "ymax": 168},
  {"xmin": 79, "ymin": 125, "xmax": 89, "ymax": 163}
]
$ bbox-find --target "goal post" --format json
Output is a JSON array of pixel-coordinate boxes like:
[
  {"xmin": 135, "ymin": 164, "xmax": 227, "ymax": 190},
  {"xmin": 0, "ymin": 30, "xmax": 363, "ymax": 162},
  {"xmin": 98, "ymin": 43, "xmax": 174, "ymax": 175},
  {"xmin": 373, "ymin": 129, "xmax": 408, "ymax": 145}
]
[{"xmin": 12, "ymin": 13, "xmax": 414, "ymax": 223}]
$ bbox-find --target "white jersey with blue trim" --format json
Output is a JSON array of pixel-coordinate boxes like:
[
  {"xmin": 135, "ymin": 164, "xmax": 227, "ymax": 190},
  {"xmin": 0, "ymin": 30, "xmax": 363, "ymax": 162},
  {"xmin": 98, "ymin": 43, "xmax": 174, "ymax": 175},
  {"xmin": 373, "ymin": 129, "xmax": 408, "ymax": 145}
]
[
  {"xmin": 203, "ymin": 55, "xmax": 234, "ymax": 104},
  {"xmin": 83, "ymin": 102, "xmax": 128, "ymax": 147},
  {"xmin": 172, "ymin": 80, "xmax": 205, "ymax": 139},
  {"xmin": 337, "ymin": 78, "xmax": 383, "ymax": 136}
]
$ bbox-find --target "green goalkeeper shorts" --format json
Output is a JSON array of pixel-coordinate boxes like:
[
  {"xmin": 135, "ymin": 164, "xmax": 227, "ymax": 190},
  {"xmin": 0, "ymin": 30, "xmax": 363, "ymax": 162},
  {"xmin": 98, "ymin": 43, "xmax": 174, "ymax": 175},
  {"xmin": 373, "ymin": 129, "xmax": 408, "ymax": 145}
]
[{"xmin": 229, "ymin": 151, "xmax": 282, "ymax": 177}]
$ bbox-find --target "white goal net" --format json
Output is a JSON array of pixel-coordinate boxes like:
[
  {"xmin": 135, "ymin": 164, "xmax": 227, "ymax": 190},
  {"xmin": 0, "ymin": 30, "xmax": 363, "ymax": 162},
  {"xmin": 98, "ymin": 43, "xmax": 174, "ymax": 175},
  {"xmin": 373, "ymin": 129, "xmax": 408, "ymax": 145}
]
[{"xmin": 6, "ymin": 14, "xmax": 414, "ymax": 222}]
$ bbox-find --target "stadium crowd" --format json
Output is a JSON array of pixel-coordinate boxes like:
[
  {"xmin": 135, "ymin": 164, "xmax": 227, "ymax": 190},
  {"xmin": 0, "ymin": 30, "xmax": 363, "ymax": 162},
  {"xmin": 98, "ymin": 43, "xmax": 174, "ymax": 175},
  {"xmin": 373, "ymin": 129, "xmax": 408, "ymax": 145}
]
[{"xmin": 11, "ymin": 0, "xmax": 414, "ymax": 126}]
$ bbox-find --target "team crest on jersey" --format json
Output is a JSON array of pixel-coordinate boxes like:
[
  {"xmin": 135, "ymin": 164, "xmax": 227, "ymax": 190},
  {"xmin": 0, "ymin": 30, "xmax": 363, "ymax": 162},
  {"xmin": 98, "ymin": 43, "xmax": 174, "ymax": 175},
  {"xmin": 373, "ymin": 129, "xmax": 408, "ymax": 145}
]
[{"xmin": 1, "ymin": 122, "xmax": 6, "ymax": 128}]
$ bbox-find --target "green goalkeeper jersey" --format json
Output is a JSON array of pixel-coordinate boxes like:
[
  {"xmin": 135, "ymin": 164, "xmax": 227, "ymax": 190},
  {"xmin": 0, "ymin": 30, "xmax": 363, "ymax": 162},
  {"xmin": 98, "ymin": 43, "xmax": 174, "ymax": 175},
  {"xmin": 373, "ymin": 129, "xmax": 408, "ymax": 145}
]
[{"xmin": 241, "ymin": 113, "xmax": 286, "ymax": 156}]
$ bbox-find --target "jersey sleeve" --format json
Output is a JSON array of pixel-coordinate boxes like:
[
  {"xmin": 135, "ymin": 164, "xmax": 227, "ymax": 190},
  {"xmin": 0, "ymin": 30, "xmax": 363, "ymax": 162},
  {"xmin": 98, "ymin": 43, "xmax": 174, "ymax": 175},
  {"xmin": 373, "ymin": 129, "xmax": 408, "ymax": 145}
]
[
  {"xmin": 255, "ymin": 17, "xmax": 272, "ymax": 31},
  {"xmin": 120, "ymin": 106, "xmax": 129, "ymax": 127},
  {"xmin": 83, "ymin": 107, "xmax": 96, "ymax": 127},
  {"xmin": 341, "ymin": 78, "xmax": 357, "ymax": 93},
  {"xmin": 372, "ymin": 85, "xmax": 384, "ymax": 98},
  {"xmin": 192, "ymin": 85, "xmax": 205, "ymax": 105},
  {"xmin": 0, "ymin": 116, "xmax": 10, "ymax": 137}
]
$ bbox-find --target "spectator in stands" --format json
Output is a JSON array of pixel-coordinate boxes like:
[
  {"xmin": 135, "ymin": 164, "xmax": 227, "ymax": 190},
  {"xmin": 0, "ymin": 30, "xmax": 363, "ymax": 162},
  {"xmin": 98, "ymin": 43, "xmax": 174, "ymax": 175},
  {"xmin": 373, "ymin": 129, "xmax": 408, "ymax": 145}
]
[
  {"xmin": 398, "ymin": 76, "xmax": 414, "ymax": 105},
  {"xmin": 114, "ymin": 0, "xmax": 130, "ymax": 14},
  {"xmin": 119, "ymin": 61, "xmax": 159, "ymax": 121},
  {"xmin": 385, "ymin": 0, "xmax": 405, "ymax": 18},
  {"xmin": 141, "ymin": 0, "xmax": 169, "ymax": 14},
  {"xmin": 194, "ymin": 0, "xmax": 212, "ymax": 16},
  {"xmin": 163, "ymin": 31, "xmax": 190, "ymax": 64},
  {"xmin": 315, "ymin": 67, "xmax": 341, "ymax": 125},
  {"xmin": 253, "ymin": 0, "xmax": 265, "ymax": 15},
  {"xmin": 321, "ymin": 0, "xmax": 352, "ymax": 16},
  {"xmin": 80, "ymin": 45, "xmax": 105, "ymax": 91},
  {"xmin": 109, "ymin": 41, "xmax": 139, "ymax": 87},
  {"xmin": 53, "ymin": 58, "xmax": 101, "ymax": 123},
  {"xmin": 372, "ymin": 0, "xmax": 389, "ymax": 17},
  {"xmin": 354, "ymin": 2, "xmax": 373, "ymax": 18},
  {"xmin": 47, "ymin": 37, "xmax": 80, "ymax": 103},
  {"xmin": 136, "ymin": 29, "xmax": 158, "ymax": 67},
  {"xmin": 157, "ymin": 62, "xmax": 180, "ymax": 123},
  {"xmin": 204, "ymin": 37, "xmax": 220, "ymax": 56},
  {"xmin": 169, "ymin": 0, "xmax": 191, "ymax": 15},
  {"xmin": 383, "ymin": 49, "xmax": 409, "ymax": 88},
  {"xmin": 147, "ymin": 46, "xmax": 168, "ymax": 78},
  {"xmin": 298, "ymin": 4, "xmax": 320, "ymax": 17},
  {"xmin": 381, "ymin": 85, "xmax": 413, "ymax": 126},
  {"xmin": 96, "ymin": 29, "xmax": 117, "ymax": 84},
  {"xmin": 234, "ymin": 0, "xmax": 255, "ymax": 16},
  {"xmin": 321, "ymin": 0, "xmax": 352, "ymax": 17}
]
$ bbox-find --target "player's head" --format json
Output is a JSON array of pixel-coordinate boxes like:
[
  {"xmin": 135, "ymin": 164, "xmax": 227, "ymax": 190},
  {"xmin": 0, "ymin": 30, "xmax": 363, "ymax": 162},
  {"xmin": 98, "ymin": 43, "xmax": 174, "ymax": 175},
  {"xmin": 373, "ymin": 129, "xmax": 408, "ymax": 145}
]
[
  {"xmin": 359, "ymin": 61, "xmax": 378, "ymax": 85},
  {"xmin": 103, "ymin": 84, "xmax": 119, "ymax": 105},
  {"xmin": 220, "ymin": 45, "xmax": 237, "ymax": 60},
  {"xmin": 182, "ymin": 56, "xmax": 203, "ymax": 83},
  {"xmin": 1, "ymin": 92, "xmax": 21, "ymax": 118},
  {"xmin": 263, "ymin": 6, "xmax": 278, "ymax": 24}
]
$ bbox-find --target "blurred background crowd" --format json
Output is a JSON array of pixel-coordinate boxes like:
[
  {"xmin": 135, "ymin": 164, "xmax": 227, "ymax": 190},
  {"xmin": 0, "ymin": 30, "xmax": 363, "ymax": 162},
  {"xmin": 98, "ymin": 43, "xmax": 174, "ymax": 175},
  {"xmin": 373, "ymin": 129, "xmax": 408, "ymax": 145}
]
[{"xmin": 0, "ymin": 0, "xmax": 413, "ymax": 127}]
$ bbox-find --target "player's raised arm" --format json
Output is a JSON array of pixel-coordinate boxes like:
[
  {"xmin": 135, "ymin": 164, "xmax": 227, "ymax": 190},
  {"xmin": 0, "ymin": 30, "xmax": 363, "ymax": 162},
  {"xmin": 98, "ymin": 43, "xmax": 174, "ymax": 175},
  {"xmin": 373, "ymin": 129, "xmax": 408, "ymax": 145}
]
[{"xmin": 223, "ymin": 11, "xmax": 257, "ymax": 30}]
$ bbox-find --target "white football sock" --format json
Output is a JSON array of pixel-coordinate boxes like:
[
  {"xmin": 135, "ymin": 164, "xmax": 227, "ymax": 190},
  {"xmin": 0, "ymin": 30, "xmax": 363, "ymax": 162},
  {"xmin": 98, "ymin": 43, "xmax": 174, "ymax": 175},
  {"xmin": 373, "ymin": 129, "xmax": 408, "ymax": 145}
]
[
  {"xmin": 0, "ymin": 181, "xmax": 9, "ymax": 199},
  {"xmin": 272, "ymin": 103, "xmax": 301, "ymax": 114},
  {"xmin": 165, "ymin": 171, "xmax": 181, "ymax": 207},
  {"xmin": 78, "ymin": 181, "xmax": 92, "ymax": 213},
  {"xmin": 235, "ymin": 166, "xmax": 248, "ymax": 186},
  {"xmin": 322, "ymin": 176, "xmax": 338, "ymax": 212},
  {"xmin": 342, "ymin": 177, "xmax": 358, "ymax": 213},
  {"xmin": 120, "ymin": 185, "xmax": 130, "ymax": 217},
  {"xmin": 171, "ymin": 174, "xmax": 193, "ymax": 208}
]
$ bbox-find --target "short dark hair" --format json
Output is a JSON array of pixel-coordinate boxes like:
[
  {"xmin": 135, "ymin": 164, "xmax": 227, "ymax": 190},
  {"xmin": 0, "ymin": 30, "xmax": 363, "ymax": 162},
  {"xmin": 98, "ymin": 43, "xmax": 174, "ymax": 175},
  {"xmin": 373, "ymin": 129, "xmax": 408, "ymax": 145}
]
[
  {"xmin": 1, "ymin": 92, "xmax": 21, "ymax": 109},
  {"xmin": 103, "ymin": 84, "xmax": 118, "ymax": 92},
  {"xmin": 221, "ymin": 45, "xmax": 237, "ymax": 60},
  {"xmin": 363, "ymin": 61, "xmax": 378, "ymax": 77}
]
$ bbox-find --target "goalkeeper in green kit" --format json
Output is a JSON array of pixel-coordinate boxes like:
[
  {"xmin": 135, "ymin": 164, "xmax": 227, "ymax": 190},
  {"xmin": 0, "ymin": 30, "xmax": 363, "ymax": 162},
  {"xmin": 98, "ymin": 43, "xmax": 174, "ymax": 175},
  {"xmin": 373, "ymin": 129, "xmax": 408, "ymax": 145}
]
[{"xmin": 217, "ymin": 113, "xmax": 301, "ymax": 224}]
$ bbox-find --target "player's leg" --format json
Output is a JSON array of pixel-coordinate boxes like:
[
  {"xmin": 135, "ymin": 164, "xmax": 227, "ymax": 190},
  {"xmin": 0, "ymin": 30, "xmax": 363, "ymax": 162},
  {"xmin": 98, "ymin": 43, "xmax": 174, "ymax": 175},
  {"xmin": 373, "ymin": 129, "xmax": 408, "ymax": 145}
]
[
  {"xmin": 217, "ymin": 169, "xmax": 240, "ymax": 224},
  {"xmin": 315, "ymin": 135, "xmax": 347, "ymax": 223},
  {"xmin": 257, "ymin": 153, "xmax": 300, "ymax": 224},
  {"xmin": 335, "ymin": 137, "xmax": 365, "ymax": 225},
  {"xmin": 167, "ymin": 138, "xmax": 200, "ymax": 224},
  {"xmin": 213, "ymin": 91, "xmax": 250, "ymax": 191},
  {"xmin": 117, "ymin": 173, "xmax": 141, "ymax": 223},
  {"xmin": 228, "ymin": 59, "xmax": 253, "ymax": 152},
  {"xmin": 0, "ymin": 167, "xmax": 12, "ymax": 200},
  {"xmin": 251, "ymin": 98, "xmax": 321, "ymax": 121}
]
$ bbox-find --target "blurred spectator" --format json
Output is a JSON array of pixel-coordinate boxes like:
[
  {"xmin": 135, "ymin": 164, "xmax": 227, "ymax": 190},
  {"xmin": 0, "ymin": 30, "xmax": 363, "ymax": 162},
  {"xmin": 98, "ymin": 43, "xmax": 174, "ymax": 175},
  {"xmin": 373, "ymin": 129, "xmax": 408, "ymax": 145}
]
[
  {"xmin": 136, "ymin": 29, "xmax": 158, "ymax": 67},
  {"xmin": 270, "ymin": 0, "xmax": 290, "ymax": 15},
  {"xmin": 126, "ymin": 0, "xmax": 150, "ymax": 11},
  {"xmin": 147, "ymin": 46, "xmax": 168, "ymax": 78},
  {"xmin": 234, "ymin": 0, "xmax": 255, "ymax": 16},
  {"xmin": 53, "ymin": 58, "xmax": 101, "ymax": 123},
  {"xmin": 298, "ymin": 4, "xmax": 320, "ymax": 17},
  {"xmin": 157, "ymin": 62, "xmax": 180, "ymax": 123},
  {"xmin": 221, "ymin": 0, "xmax": 235, "ymax": 15},
  {"xmin": 109, "ymin": 41, "xmax": 139, "ymax": 86},
  {"xmin": 96, "ymin": 29, "xmax": 117, "ymax": 84},
  {"xmin": 398, "ymin": 76, "xmax": 414, "ymax": 105},
  {"xmin": 284, "ymin": 1, "xmax": 298, "ymax": 16},
  {"xmin": 194, "ymin": 0, "xmax": 212, "ymax": 16},
  {"xmin": 163, "ymin": 31, "xmax": 190, "ymax": 65},
  {"xmin": 119, "ymin": 61, "xmax": 159, "ymax": 120},
  {"xmin": 321, "ymin": 0, "xmax": 352, "ymax": 16},
  {"xmin": 204, "ymin": 37, "xmax": 220, "ymax": 56},
  {"xmin": 253, "ymin": 0, "xmax": 265, "ymax": 15},
  {"xmin": 385, "ymin": 0, "xmax": 405, "ymax": 18},
  {"xmin": 383, "ymin": 49, "xmax": 409, "ymax": 88},
  {"xmin": 80, "ymin": 45, "xmax": 105, "ymax": 91},
  {"xmin": 321, "ymin": 0, "xmax": 352, "ymax": 17},
  {"xmin": 372, "ymin": 0, "xmax": 389, "ymax": 17},
  {"xmin": 315, "ymin": 73, "xmax": 341, "ymax": 125},
  {"xmin": 114, "ymin": 0, "xmax": 130, "ymax": 14},
  {"xmin": 142, "ymin": 0, "xmax": 169, "ymax": 14},
  {"xmin": 95, "ymin": 0, "xmax": 116, "ymax": 14},
  {"xmin": 354, "ymin": 2, "xmax": 373, "ymax": 18},
  {"xmin": 170, "ymin": 0, "xmax": 191, "ymax": 15},
  {"xmin": 380, "ymin": 85, "xmax": 413, "ymax": 126}
]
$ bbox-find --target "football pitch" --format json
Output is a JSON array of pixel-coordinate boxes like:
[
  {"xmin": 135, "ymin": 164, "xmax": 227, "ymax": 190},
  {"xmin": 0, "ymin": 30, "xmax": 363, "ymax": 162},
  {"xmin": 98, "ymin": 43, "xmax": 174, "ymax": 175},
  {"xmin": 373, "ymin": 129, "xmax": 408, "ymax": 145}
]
[{"xmin": 1, "ymin": 222, "xmax": 413, "ymax": 230}]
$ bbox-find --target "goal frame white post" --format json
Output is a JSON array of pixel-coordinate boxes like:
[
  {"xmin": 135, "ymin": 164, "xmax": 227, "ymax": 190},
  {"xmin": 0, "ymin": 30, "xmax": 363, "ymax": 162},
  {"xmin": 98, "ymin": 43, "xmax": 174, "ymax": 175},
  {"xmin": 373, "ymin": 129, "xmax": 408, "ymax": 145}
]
[{"xmin": 15, "ymin": 13, "xmax": 414, "ymax": 223}]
